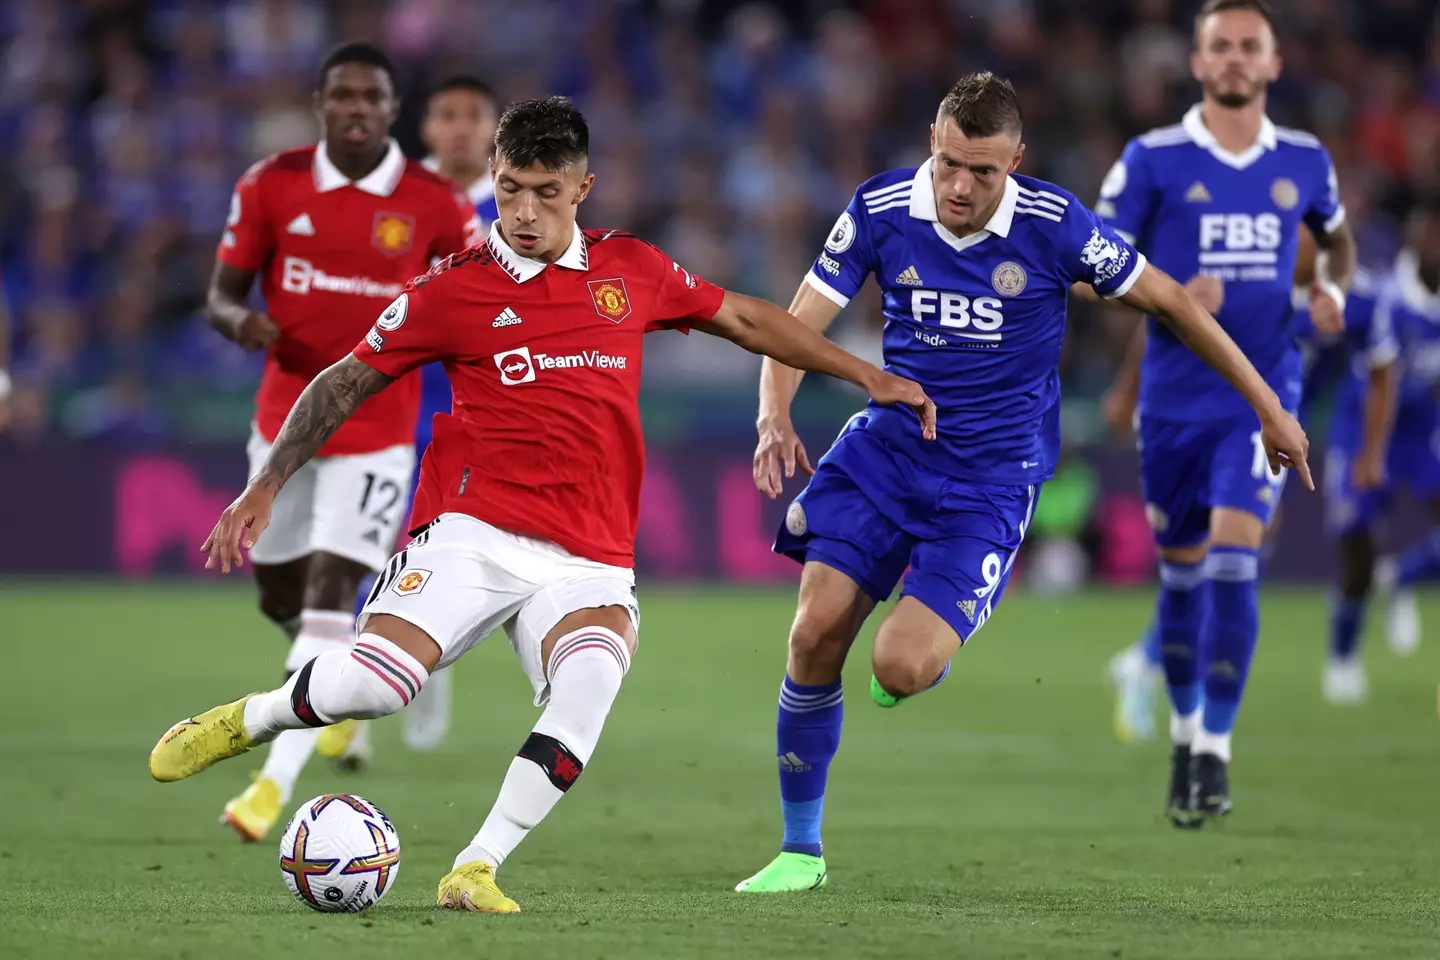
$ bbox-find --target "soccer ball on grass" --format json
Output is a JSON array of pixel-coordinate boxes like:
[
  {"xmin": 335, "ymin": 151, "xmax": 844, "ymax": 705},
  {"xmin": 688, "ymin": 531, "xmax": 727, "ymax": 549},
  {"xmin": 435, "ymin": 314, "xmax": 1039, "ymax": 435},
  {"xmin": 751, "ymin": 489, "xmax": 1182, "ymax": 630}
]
[{"xmin": 278, "ymin": 793, "xmax": 401, "ymax": 912}]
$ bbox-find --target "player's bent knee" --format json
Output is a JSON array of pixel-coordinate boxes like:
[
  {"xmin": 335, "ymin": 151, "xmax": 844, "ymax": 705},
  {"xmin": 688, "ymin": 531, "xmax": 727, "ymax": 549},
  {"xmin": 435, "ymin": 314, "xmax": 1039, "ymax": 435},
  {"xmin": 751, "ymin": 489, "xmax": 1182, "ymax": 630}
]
[
  {"xmin": 359, "ymin": 613, "xmax": 444, "ymax": 673},
  {"xmin": 1210, "ymin": 508, "xmax": 1266, "ymax": 550},
  {"xmin": 1159, "ymin": 542, "xmax": 1210, "ymax": 567},
  {"xmin": 871, "ymin": 646, "xmax": 936, "ymax": 698}
]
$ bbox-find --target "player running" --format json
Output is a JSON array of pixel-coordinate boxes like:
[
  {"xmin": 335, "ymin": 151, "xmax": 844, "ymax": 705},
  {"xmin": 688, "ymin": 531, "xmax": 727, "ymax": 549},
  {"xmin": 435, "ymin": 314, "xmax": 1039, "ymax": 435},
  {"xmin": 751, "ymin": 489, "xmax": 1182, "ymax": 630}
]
[
  {"xmin": 343, "ymin": 74, "xmax": 503, "ymax": 758},
  {"xmin": 148, "ymin": 96, "xmax": 936, "ymax": 914},
  {"xmin": 734, "ymin": 69, "xmax": 1312, "ymax": 894},
  {"xmin": 204, "ymin": 42, "xmax": 480, "ymax": 841},
  {"xmin": 1325, "ymin": 198, "xmax": 1440, "ymax": 701},
  {"xmin": 1105, "ymin": 230, "xmax": 1341, "ymax": 741},
  {"xmin": 1094, "ymin": 0, "xmax": 1356, "ymax": 826}
]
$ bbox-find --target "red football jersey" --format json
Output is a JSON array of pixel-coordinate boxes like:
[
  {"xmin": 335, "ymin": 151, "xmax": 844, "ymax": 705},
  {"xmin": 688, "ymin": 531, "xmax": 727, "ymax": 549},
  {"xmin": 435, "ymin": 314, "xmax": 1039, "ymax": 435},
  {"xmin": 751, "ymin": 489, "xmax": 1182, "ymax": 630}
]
[
  {"xmin": 218, "ymin": 140, "xmax": 481, "ymax": 455},
  {"xmin": 353, "ymin": 225, "xmax": 725, "ymax": 567}
]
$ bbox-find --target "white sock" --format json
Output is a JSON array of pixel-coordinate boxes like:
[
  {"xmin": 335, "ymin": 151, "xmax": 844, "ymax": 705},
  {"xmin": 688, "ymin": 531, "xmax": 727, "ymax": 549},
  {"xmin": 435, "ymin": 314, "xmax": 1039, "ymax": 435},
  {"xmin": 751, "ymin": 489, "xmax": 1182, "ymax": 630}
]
[
  {"xmin": 254, "ymin": 611, "xmax": 356, "ymax": 798},
  {"xmin": 1192, "ymin": 727, "xmax": 1233, "ymax": 763},
  {"xmin": 1170, "ymin": 708, "xmax": 1200, "ymax": 746},
  {"xmin": 243, "ymin": 634, "xmax": 427, "ymax": 741},
  {"xmin": 453, "ymin": 627, "xmax": 630, "ymax": 871}
]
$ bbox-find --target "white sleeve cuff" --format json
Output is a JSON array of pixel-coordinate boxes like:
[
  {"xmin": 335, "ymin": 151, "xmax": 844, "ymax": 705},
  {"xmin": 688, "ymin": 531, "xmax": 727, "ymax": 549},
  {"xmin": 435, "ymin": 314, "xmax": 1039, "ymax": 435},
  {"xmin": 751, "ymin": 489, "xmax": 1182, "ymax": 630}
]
[
  {"xmin": 803, "ymin": 271, "xmax": 851, "ymax": 308},
  {"xmin": 1324, "ymin": 206, "xmax": 1347, "ymax": 236},
  {"xmin": 1101, "ymin": 252, "xmax": 1148, "ymax": 300}
]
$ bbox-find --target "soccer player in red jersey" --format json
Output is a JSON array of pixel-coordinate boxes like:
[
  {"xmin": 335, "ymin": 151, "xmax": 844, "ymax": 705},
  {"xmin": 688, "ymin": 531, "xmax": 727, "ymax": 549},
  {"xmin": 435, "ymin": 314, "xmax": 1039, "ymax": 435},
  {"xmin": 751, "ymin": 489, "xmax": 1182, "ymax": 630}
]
[
  {"xmin": 204, "ymin": 42, "xmax": 481, "ymax": 842},
  {"xmin": 150, "ymin": 96, "xmax": 935, "ymax": 913}
]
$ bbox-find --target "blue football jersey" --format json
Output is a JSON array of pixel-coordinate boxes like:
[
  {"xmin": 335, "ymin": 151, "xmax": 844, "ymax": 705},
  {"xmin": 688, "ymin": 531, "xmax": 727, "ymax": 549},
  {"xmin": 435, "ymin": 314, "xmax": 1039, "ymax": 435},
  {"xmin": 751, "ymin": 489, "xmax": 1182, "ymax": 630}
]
[
  {"xmin": 809, "ymin": 162, "xmax": 1145, "ymax": 485},
  {"xmin": 1098, "ymin": 105, "xmax": 1344, "ymax": 422},
  {"xmin": 1335, "ymin": 254, "xmax": 1440, "ymax": 429}
]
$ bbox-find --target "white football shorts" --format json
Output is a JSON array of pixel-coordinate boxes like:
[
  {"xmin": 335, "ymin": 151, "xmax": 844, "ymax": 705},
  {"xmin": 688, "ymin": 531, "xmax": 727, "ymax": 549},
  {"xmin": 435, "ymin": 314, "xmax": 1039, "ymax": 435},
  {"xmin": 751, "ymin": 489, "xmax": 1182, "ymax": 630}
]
[
  {"xmin": 357, "ymin": 513, "xmax": 639, "ymax": 705},
  {"xmin": 244, "ymin": 424, "xmax": 416, "ymax": 571}
]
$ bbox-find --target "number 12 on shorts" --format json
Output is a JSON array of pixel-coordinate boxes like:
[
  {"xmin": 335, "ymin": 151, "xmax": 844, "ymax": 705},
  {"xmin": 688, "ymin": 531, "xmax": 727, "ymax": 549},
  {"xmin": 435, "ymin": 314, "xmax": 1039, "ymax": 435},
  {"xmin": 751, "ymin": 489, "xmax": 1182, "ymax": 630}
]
[{"xmin": 1250, "ymin": 431, "xmax": 1285, "ymax": 484}]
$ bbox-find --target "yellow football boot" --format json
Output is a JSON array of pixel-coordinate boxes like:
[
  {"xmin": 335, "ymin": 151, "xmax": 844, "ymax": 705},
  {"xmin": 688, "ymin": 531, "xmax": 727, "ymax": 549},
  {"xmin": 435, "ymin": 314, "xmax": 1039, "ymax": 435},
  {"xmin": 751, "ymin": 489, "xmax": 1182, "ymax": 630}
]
[
  {"xmin": 221, "ymin": 774, "xmax": 283, "ymax": 842},
  {"xmin": 316, "ymin": 718, "xmax": 360, "ymax": 760},
  {"xmin": 148, "ymin": 695, "xmax": 257, "ymax": 782},
  {"xmin": 436, "ymin": 861, "xmax": 521, "ymax": 914}
]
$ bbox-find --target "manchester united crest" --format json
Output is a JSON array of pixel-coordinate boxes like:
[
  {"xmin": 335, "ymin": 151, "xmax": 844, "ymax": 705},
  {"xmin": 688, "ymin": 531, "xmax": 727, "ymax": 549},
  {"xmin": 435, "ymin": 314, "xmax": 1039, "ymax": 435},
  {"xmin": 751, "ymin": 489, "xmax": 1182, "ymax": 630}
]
[
  {"xmin": 1270, "ymin": 178, "xmax": 1299, "ymax": 210},
  {"xmin": 372, "ymin": 212, "xmax": 415, "ymax": 256},
  {"xmin": 587, "ymin": 277, "xmax": 632, "ymax": 323}
]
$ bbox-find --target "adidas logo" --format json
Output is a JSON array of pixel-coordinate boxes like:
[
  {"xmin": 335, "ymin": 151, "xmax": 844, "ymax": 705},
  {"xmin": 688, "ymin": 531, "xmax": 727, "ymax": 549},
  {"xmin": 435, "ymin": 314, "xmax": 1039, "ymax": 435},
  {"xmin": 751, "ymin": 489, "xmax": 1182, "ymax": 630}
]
[
  {"xmin": 286, "ymin": 213, "xmax": 315, "ymax": 235},
  {"xmin": 958, "ymin": 599, "xmax": 977, "ymax": 623},
  {"xmin": 778, "ymin": 751, "xmax": 811, "ymax": 773},
  {"xmin": 1185, "ymin": 182, "xmax": 1212, "ymax": 203},
  {"xmin": 492, "ymin": 306, "xmax": 522, "ymax": 328},
  {"xmin": 361, "ymin": 529, "xmax": 381, "ymax": 545},
  {"xmin": 895, "ymin": 265, "xmax": 922, "ymax": 286}
]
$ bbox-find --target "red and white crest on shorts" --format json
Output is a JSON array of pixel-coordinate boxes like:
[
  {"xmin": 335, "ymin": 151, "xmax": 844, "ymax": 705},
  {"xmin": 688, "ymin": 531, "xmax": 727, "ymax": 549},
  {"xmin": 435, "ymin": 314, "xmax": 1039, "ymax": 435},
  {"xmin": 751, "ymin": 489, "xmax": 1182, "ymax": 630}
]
[
  {"xmin": 587, "ymin": 277, "xmax": 631, "ymax": 323},
  {"xmin": 392, "ymin": 569, "xmax": 431, "ymax": 595}
]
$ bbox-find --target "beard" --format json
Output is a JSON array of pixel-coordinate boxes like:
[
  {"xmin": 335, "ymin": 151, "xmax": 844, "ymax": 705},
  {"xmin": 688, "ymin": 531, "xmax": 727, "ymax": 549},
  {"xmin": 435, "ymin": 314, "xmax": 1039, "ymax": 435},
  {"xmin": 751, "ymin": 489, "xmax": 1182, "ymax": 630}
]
[{"xmin": 1205, "ymin": 76, "xmax": 1264, "ymax": 109}]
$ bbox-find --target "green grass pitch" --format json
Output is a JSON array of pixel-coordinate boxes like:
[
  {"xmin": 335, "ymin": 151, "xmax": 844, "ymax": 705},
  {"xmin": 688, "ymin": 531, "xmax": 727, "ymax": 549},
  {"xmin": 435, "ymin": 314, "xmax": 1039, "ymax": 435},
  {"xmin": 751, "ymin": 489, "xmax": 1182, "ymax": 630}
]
[{"xmin": 1, "ymin": 583, "xmax": 1438, "ymax": 959}]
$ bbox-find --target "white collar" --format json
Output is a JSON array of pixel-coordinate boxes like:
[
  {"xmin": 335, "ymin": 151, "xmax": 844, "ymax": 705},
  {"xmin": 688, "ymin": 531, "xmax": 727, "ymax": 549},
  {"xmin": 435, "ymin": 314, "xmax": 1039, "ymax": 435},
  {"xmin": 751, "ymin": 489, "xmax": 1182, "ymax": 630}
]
[
  {"xmin": 422, "ymin": 155, "xmax": 495, "ymax": 207},
  {"xmin": 485, "ymin": 221, "xmax": 588, "ymax": 283},
  {"xmin": 314, "ymin": 139, "xmax": 406, "ymax": 196},
  {"xmin": 908, "ymin": 158, "xmax": 1018, "ymax": 252},
  {"xmin": 1181, "ymin": 104, "xmax": 1276, "ymax": 169},
  {"xmin": 1394, "ymin": 249, "xmax": 1440, "ymax": 316}
]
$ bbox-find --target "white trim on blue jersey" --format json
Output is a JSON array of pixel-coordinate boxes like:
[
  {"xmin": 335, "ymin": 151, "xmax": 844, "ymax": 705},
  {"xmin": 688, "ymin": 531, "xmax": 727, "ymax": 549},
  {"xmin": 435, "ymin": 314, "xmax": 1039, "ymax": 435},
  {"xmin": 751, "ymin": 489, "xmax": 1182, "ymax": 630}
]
[
  {"xmin": 1392, "ymin": 249, "xmax": 1440, "ymax": 317},
  {"xmin": 1180, "ymin": 104, "xmax": 1277, "ymax": 170}
]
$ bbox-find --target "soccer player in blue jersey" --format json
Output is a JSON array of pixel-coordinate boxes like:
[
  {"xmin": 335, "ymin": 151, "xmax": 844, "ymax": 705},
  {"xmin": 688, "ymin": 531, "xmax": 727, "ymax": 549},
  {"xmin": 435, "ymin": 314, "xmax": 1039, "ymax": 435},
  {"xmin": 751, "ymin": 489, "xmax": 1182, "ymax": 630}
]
[
  {"xmin": 1325, "ymin": 198, "xmax": 1440, "ymax": 701},
  {"xmin": 732, "ymin": 71, "xmax": 1312, "ymax": 893},
  {"xmin": 1105, "ymin": 233, "xmax": 1341, "ymax": 741},
  {"xmin": 334, "ymin": 75, "xmax": 501, "ymax": 764},
  {"xmin": 1095, "ymin": 0, "xmax": 1356, "ymax": 826}
]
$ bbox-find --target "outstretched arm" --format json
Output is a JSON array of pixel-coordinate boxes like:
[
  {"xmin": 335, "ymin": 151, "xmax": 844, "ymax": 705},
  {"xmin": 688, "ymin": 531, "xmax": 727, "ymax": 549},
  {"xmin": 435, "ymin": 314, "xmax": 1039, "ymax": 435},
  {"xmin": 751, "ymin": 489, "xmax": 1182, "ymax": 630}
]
[
  {"xmin": 700, "ymin": 290, "xmax": 935, "ymax": 438},
  {"xmin": 202, "ymin": 355, "xmax": 394, "ymax": 572},
  {"xmin": 1118, "ymin": 263, "xmax": 1313, "ymax": 489},
  {"xmin": 752, "ymin": 282, "xmax": 844, "ymax": 497}
]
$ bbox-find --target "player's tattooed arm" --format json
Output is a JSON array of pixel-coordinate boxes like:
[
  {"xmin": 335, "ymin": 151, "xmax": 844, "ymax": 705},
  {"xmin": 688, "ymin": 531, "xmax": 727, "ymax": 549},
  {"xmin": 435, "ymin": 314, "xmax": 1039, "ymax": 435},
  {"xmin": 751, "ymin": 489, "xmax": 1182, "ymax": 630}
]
[
  {"xmin": 206, "ymin": 262, "xmax": 280, "ymax": 350},
  {"xmin": 1120, "ymin": 264, "xmax": 1313, "ymax": 489},
  {"xmin": 204, "ymin": 357, "xmax": 393, "ymax": 573},
  {"xmin": 252, "ymin": 356, "xmax": 395, "ymax": 491}
]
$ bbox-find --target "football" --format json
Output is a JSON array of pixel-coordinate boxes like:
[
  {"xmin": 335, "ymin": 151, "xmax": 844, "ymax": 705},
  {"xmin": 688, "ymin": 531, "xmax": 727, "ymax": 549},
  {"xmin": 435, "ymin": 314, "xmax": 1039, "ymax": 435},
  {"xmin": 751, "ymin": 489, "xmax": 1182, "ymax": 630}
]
[{"xmin": 278, "ymin": 794, "xmax": 401, "ymax": 913}]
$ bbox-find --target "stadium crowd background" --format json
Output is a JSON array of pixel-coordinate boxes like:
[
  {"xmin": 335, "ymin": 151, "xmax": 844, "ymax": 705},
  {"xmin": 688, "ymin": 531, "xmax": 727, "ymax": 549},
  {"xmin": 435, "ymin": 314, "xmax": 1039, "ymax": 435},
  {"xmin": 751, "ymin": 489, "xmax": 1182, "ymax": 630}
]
[{"xmin": 0, "ymin": 0, "xmax": 1435, "ymax": 453}]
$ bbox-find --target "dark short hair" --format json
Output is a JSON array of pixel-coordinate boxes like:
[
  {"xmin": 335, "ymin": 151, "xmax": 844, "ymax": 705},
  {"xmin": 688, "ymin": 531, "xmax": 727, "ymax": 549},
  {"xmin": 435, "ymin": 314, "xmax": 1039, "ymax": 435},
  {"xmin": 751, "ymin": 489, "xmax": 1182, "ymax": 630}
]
[
  {"xmin": 1194, "ymin": 0, "xmax": 1278, "ymax": 46},
  {"xmin": 316, "ymin": 42, "xmax": 396, "ymax": 93},
  {"xmin": 427, "ymin": 74, "xmax": 497, "ymax": 109},
  {"xmin": 494, "ymin": 96, "xmax": 589, "ymax": 171},
  {"xmin": 937, "ymin": 72, "xmax": 1022, "ymax": 139}
]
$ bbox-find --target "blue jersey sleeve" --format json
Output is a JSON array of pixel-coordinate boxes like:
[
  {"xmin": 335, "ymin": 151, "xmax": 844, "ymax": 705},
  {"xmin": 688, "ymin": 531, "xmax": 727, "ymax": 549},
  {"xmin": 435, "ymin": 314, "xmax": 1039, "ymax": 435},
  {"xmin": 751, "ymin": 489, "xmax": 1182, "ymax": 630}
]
[
  {"xmin": 1094, "ymin": 140, "xmax": 1155, "ymax": 247},
  {"xmin": 1339, "ymin": 270, "xmax": 1395, "ymax": 367},
  {"xmin": 1302, "ymin": 146, "xmax": 1346, "ymax": 239},
  {"xmin": 805, "ymin": 189, "xmax": 878, "ymax": 308},
  {"xmin": 1058, "ymin": 200, "xmax": 1148, "ymax": 299}
]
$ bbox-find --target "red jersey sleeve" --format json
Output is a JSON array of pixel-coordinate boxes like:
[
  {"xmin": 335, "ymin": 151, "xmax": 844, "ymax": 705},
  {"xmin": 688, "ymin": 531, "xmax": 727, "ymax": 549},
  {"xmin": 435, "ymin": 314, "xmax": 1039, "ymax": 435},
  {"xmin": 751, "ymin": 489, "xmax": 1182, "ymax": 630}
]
[
  {"xmin": 432, "ymin": 187, "xmax": 484, "ymax": 259},
  {"xmin": 352, "ymin": 269, "xmax": 457, "ymax": 378},
  {"xmin": 643, "ymin": 244, "xmax": 726, "ymax": 332},
  {"xmin": 216, "ymin": 161, "xmax": 274, "ymax": 271}
]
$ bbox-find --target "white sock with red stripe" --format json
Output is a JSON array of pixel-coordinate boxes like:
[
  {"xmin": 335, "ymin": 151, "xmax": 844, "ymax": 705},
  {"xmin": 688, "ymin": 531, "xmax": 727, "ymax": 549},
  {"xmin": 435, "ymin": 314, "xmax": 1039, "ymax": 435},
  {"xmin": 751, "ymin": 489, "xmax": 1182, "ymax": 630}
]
[
  {"xmin": 254, "ymin": 610, "xmax": 356, "ymax": 800},
  {"xmin": 242, "ymin": 634, "xmax": 428, "ymax": 741},
  {"xmin": 454, "ymin": 626, "xmax": 630, "ymax": 871}
]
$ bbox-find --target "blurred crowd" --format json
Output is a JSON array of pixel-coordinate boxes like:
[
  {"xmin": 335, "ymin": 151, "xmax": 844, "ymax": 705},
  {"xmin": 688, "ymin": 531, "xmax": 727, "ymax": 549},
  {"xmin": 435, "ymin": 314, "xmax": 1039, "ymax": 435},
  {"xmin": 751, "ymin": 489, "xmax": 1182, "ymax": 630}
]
[{"xmin": 1, "ymin": 0, "xmax": 1437, "ymax": 444}]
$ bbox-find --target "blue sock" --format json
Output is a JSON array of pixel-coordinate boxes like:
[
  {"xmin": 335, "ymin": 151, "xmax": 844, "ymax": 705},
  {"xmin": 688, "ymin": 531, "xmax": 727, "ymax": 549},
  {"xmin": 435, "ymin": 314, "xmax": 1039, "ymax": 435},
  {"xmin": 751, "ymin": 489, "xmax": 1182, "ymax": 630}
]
[
  {"xmin": 1157, "ymin": 560, "xmax": 1208, "ymax": 718},
  {"xmin": 776, "ymin": 676, "xmax": 843, "ymax": 858},
  {"xmin": 1329, "ymin": 593, "xmax": 1366, "ymax": 662},
  {"xmin": 1396, "ymin": 528, "xmax": 1440, "ymax": 587},
  {"xmin": 1140, "ymin": 619, "xmax": 1162, "ymax": 669},
  {"xmin": 1202, "ymin": 546, "xmax": 1260, "ymax": 736}
]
